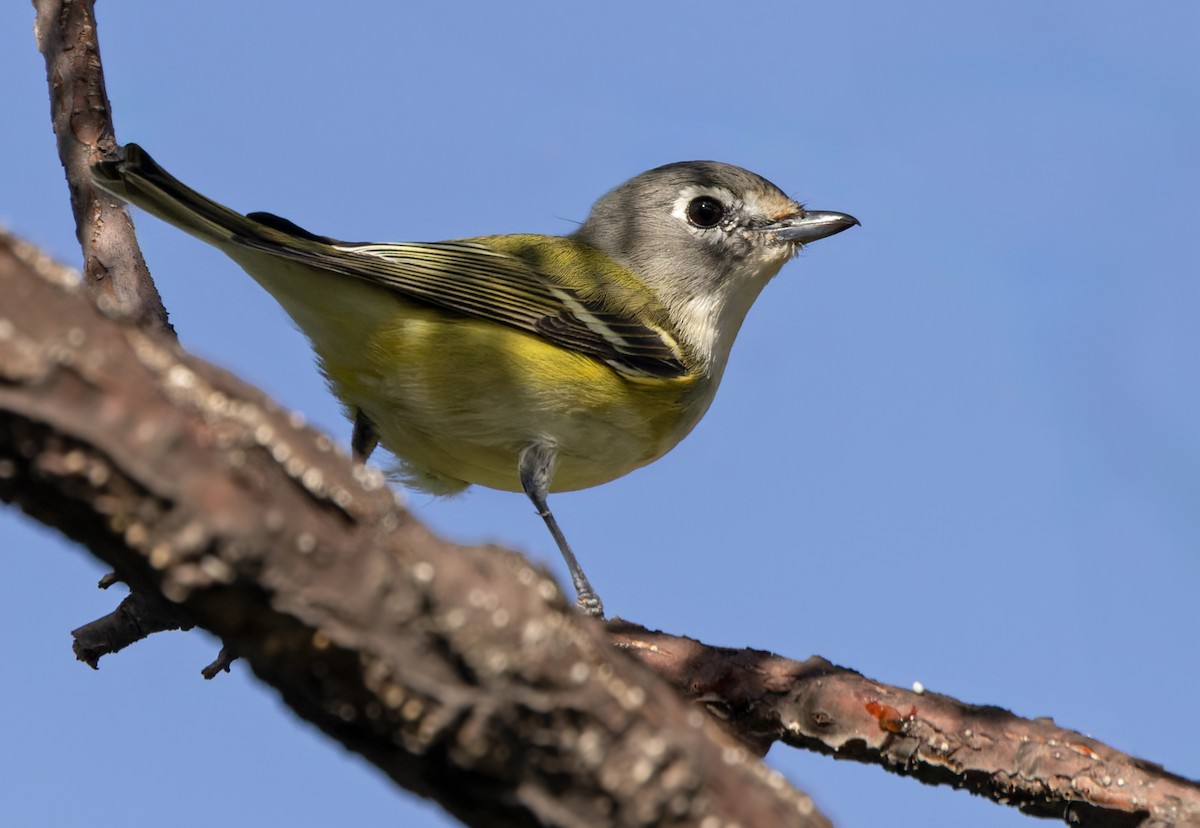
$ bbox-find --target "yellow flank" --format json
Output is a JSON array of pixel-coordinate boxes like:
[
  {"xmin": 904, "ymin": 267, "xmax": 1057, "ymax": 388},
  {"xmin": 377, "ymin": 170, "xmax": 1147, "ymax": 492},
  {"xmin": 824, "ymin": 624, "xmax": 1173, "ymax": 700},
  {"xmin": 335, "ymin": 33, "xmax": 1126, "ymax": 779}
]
[{"xmin": 223, "ymin": 246, "xmax": 708, "ymax": 494}]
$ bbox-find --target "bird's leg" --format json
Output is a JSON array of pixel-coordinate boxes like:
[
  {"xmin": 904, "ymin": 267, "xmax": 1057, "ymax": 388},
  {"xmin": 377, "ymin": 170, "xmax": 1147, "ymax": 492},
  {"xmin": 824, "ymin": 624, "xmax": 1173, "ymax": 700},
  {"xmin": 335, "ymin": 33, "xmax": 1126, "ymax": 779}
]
[
  {"xmin": 518, "ymin": 443, "xmax": 604, "ymax": 618},
  {"xmin": 351, "ymin": 407, "xmax": 379, "ymax": 462}
]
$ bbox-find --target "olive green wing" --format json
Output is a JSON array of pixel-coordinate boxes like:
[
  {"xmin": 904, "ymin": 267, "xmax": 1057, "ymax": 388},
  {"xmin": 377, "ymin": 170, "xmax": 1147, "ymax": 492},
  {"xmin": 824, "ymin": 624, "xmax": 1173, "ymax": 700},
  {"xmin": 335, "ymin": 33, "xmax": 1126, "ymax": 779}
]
[{"xmin": 239, "ymin": 222, "xmax": 690, "ymax": 379}]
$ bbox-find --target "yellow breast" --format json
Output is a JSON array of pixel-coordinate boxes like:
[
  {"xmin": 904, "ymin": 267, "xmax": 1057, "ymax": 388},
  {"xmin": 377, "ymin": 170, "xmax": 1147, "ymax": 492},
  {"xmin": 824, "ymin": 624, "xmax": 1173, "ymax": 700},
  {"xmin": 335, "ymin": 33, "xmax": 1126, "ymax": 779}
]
[{"xmin": 233, "ymin": 250, "xmax": 712, "ymax": 494}]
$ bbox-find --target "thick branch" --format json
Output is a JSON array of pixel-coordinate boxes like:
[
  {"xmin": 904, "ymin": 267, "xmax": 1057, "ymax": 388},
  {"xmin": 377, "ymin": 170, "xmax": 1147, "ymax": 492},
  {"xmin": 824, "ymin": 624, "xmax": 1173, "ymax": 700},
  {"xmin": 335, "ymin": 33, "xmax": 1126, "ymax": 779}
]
[{"xmin": 0, "ymin": 229, "xmax": 829, "ymax": 828}]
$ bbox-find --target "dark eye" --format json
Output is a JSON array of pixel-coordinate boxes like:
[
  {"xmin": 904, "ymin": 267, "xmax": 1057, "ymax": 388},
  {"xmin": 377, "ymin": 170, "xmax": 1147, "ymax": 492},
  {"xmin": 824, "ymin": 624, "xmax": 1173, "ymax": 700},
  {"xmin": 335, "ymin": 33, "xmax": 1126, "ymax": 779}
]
[{"xmin": 686, "ymin": 196, "xmax": 725, "ymax": 228}]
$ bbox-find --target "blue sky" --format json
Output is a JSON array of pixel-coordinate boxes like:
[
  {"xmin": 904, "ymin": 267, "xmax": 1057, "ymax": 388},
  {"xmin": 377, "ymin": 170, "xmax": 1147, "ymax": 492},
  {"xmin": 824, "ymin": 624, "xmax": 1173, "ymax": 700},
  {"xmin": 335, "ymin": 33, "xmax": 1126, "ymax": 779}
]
[{"xmin": 3, "ymin": 3, "xmax": 1197, "ymax": 826}]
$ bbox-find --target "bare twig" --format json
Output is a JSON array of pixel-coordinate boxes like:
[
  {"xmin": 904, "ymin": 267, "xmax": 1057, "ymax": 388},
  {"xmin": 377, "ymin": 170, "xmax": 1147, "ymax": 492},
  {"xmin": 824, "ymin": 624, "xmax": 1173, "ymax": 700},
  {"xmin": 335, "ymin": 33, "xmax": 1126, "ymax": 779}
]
[
  {"xmin": 72, "ymin": 587, "xmax": 196, "ymax": 668},
  {"xmin": 200, "ymin": 645, "xmax": 238, "ymax": 680},
  {"xmin": 33, "ymin": 0, "xmax": 169, "ymax": 331},
  {"xmin": 609, "ymin": 623, "xmax": 1200, "ymax": 828}
]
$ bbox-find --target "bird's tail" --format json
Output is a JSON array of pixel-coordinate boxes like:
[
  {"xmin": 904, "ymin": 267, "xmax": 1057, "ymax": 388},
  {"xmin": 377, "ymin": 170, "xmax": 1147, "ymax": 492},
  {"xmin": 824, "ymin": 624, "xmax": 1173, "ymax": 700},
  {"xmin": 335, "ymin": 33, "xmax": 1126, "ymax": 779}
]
[{"xmin": 92, "ymin": 144, "xmax": 322, "ymax": 248}]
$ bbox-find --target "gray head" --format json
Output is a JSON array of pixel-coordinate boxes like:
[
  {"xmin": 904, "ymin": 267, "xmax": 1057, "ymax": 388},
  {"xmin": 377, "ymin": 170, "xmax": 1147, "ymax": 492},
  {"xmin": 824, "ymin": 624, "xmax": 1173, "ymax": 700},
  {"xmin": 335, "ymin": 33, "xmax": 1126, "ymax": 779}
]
[{"xmin": 573, "ymin": 161, "xmax": 857, "ymax": 376}]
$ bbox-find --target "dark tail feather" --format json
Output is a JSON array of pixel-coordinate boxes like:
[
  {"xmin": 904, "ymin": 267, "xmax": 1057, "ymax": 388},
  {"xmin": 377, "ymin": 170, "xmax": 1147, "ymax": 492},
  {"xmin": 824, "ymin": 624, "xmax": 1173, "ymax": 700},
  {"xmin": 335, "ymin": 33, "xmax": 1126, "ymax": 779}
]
[{"xmin": 92, "ymin": 144, "xmax": 324, "ymax": 247}]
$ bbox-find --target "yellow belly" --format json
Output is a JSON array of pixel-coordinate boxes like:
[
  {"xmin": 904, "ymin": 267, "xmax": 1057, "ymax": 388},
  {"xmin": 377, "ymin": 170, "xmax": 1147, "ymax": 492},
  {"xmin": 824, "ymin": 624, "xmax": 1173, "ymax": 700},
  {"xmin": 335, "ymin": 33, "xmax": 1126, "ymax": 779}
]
[
  {"xmin": 358, "ymin": 314, "xmax": 705, "ymax": 492},
  {"xmin": 233, "ymin": 252, "xmax": 712, "ymax": 494}
]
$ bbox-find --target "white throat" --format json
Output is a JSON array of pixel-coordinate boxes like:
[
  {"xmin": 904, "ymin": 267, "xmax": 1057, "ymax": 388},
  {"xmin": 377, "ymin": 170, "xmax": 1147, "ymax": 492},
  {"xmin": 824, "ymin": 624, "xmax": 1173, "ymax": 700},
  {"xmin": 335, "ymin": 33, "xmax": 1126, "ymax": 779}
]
[{"xmin": 670, "ymin": 259, "xmax": 782, "ymax": 383}]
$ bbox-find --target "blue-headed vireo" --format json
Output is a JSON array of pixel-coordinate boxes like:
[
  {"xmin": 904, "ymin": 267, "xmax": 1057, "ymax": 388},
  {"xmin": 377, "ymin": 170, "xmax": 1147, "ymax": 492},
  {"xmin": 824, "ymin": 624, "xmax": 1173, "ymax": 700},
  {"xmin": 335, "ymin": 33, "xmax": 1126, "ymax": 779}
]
[{"xmin": 93, "ymin": 145, "xmax": 857, "ymax": 616}]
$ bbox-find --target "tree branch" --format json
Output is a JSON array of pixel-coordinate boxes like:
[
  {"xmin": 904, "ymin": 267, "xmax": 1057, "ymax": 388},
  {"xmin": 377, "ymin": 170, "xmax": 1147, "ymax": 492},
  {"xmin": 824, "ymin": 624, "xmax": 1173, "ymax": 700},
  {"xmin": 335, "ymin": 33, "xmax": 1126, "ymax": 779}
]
[
  {"xmin": 608, "ymin": 623, "xmax": 1200, "ymax": 827},
  {"xmin": 0, "ymin": 228, "xmax": 829, "ymax": 828},
  {"xmin": 34, "ymin": 0, "xmax": 168, "ymax": 331},
  {"xmin": 71, "ymin": 580, "xmax": 196, "ymax": 668},
  {"xmin": 4, "ymin": 230, "xmax": 1198, "ymax": 827}
]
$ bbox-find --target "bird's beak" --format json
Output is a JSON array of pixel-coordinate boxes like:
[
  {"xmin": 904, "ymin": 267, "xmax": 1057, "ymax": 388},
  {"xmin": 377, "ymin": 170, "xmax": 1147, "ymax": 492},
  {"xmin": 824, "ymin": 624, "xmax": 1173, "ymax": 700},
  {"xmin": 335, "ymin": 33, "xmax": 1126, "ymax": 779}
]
[{"xmin": 767, "ymin": 211, "xmax": 860, "ymax": 244}]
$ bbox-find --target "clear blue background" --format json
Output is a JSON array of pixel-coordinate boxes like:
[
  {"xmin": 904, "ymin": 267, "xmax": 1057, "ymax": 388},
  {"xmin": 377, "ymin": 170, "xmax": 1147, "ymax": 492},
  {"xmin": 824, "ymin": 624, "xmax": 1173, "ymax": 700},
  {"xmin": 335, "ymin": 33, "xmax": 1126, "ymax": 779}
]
[{"xmin": 3, "ymin": 2, "xmax": 1197, "ymax": 826}]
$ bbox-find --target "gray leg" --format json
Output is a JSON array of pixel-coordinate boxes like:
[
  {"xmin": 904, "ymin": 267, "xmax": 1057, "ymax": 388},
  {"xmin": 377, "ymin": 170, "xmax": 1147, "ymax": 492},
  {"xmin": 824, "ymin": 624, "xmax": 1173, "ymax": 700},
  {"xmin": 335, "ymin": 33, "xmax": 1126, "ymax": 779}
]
[
  {"xmin": 351, "ymin": 407, "xmax": 379, "ymax": 462},
  {"xmin": 518, "ymin": 444, "xmax": 604, "ymax": 617}
]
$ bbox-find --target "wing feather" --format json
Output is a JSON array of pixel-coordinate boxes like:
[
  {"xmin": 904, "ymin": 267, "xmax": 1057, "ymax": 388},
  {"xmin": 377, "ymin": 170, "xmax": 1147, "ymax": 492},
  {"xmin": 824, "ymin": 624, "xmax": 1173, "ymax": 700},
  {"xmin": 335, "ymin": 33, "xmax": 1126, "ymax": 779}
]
[{"xmin": 235, "ymin": 228, "xmax": 690, "ymax": 378}]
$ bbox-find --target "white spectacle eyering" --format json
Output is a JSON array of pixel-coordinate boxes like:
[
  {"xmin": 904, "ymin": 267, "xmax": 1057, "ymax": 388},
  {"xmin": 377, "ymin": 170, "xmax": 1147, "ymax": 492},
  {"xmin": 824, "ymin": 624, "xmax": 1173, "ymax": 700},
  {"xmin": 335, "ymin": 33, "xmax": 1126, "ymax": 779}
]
[{"xmin": 671, "ymin": 186, "xmax": 740, "ymax": 235}]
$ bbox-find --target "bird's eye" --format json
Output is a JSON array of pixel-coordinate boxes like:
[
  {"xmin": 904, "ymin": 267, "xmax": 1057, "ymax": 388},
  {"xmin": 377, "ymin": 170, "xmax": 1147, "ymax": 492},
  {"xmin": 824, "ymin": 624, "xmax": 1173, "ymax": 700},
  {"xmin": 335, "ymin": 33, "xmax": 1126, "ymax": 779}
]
[{"xmin": 686, "ymin": 196, "xmax": 725, "ymax": 228}]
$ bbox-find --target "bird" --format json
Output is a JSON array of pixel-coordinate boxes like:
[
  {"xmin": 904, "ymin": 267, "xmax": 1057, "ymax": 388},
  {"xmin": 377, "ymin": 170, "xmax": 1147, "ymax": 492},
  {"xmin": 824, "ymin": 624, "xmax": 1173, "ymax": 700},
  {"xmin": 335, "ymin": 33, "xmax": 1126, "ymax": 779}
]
[{"xmin": 93, "ymin": 144, "xmax": 858, "ymax": 616}]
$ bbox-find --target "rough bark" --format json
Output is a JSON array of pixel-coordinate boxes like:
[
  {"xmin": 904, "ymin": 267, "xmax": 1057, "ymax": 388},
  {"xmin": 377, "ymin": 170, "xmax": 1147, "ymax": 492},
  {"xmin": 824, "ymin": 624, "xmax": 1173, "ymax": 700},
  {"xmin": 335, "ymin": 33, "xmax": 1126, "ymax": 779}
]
[{"xmin": 609, "ymin": 623, "xmax": 1200, "ymax": 827}]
